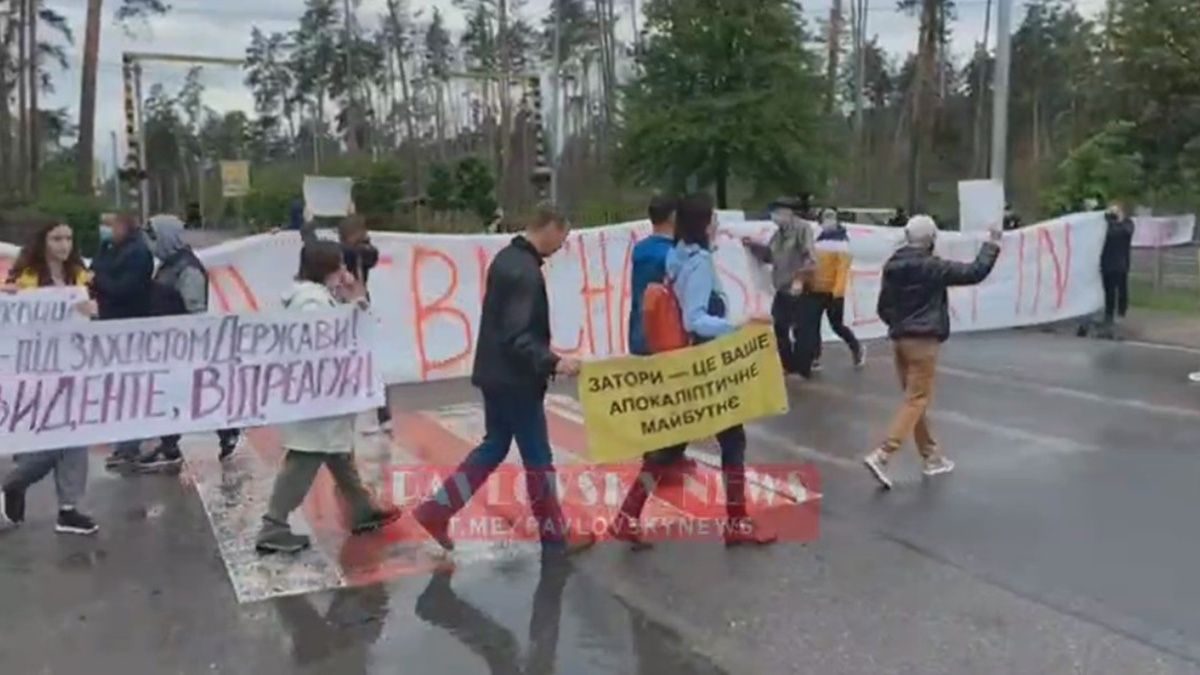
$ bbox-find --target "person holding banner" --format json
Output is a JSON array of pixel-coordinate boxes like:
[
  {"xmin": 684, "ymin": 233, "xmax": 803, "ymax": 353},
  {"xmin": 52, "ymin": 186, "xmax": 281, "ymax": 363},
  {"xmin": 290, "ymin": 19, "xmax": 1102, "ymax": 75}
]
[
  {"xmin": 615, "ymin": 193, "xmax": 777, "ymax": 547},
  {"xmin": 256, "ymin": 241, "xmax": 402, "ymax": 554},
  {"xmin": 90, "ymin": 212, "xmax": 156, "ymax": 469},
  {"xmin": 863, "ymin": 216, "xmax": 1001, "ymax": 489},
  {"xmin": 0, "ymin": 218, "xmax": 99, "ymax": 535},
  {"xmin": 133, "ymin": 217, "xmax": 241, "ymax": 472},
  {"xmin": 412, "ymin": 205, "xmax": 595, "ymax": 555},
  {"xmin": 742, "ymin": 197, "xmax": 816, "ymax": 376},
  {"xmin": 337, "ymin": 216, "xmax": 392, "ymax": 435}
]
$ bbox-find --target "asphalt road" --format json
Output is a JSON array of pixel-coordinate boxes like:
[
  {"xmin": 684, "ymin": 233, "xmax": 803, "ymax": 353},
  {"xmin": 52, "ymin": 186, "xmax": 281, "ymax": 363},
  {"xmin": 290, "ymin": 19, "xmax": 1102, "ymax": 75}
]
[{"xmin": 3, "ymin": 329, "xmax": 1200, "ymax": 674}]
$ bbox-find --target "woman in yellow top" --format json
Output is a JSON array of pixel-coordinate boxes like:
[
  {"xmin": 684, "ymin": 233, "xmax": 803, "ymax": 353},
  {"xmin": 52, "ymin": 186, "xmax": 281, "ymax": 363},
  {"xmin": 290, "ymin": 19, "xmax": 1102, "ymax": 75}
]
[
  {"xmin": 1, "ymin": 217, "xmax": 100, "ymax": 535},
  {"xmin": 805, "ymin": 209, "xmax": 864, "ymax": 372}
]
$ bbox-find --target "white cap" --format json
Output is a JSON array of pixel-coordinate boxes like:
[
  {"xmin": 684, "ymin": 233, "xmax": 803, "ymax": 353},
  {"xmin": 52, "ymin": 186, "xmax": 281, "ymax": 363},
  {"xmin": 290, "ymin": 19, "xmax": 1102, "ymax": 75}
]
[{"xmin": 904, "ymin": 215, "xmax": 939, "ymax": 245}]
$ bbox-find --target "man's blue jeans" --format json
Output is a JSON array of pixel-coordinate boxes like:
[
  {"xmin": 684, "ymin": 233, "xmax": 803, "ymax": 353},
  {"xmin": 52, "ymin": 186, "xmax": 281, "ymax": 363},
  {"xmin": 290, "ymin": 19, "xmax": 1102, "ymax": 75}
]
[{"xmin": 423, "ymin": 387, "xmax": 568, "ymax": 545}]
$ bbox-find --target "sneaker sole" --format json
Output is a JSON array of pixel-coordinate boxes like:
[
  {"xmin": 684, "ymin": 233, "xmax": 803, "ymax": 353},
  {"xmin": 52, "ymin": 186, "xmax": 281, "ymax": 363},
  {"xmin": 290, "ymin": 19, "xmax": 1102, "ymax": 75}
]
[
  {"xmin": 55, "ymin": 525, "xmax": 99, "ymax": 535},
  {"xmin": 255, "ymin": 542, "xmax": 310, "ymax": 555},
  {"xmin": 352, "ymin": 511, "xmax": 404, "ymax": 535},
  {"xmin": 133, "ymin": 462, "xmax": 184, "ymax": 474},
  {"xmin": 864, "ymin": 459, "xmax": 894, "ymax": 489},
  {"xmin": 922, "ymin": 466, "xmax": 955, "ymax": 477}
]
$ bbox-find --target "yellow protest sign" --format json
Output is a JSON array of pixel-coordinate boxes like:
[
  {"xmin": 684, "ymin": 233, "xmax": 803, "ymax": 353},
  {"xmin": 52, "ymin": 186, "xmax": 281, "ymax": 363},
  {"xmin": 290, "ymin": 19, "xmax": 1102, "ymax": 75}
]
[
  {"xmin": 578, "ymin": 324, "xmax": 789, "ymax": 463},
  {"xmin": 220, "ymin": 160, "xmax": 251, "ymax": 197}
]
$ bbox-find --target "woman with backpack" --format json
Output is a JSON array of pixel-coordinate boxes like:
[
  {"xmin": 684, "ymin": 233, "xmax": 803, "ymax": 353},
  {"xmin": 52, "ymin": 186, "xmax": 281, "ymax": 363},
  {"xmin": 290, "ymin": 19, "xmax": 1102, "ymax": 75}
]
[
  {"xmin": 611, "ymin": 193, "xmax": 777, "ymax": 548},
  {"xmin": 0, "ymin": 217, "xmax": 100, "ymax": 535}
]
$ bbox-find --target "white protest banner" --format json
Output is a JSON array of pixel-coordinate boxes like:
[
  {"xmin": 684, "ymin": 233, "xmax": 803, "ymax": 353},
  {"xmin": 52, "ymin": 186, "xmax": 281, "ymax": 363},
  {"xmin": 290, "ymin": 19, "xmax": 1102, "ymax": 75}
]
[
  {"xmin": 0, "ymin": 307, "xmax": 383, "ymax": 454},
  {"xmin": 0, "ymin": 287, "xmax": 89, "ymax": 327},
  {"xmin": 188, "ymin": 213, "xmax": 1107, "ymax": 385},
  {"xmin": 1132, "ymin": 214, "xmax": 1195, "ymax": 248},
  {"xmin": 303, "ymin": 176, "xmax": 355, "ymax": 217},
  {"xmin": 958, "ymin": 179, "xmax": 1005, "ymax": 234}
]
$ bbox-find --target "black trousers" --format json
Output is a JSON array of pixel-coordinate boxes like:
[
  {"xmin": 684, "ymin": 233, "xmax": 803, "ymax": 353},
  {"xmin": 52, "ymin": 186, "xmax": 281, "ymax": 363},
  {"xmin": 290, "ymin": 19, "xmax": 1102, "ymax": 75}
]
[
  {"xmin": 792, "ymin": 293, "xmax": 825, "ymax": 377},
  {"xmin": 1102, "ymin": 270, "xmax": 1129, "ymax": 321},
  {"xmin": 811, "ymin": 293, "xmax": 861, "ymax": 362},
  {"xmin": 771, "ymin": 292, "xmax": 804, "ymax": 373}
]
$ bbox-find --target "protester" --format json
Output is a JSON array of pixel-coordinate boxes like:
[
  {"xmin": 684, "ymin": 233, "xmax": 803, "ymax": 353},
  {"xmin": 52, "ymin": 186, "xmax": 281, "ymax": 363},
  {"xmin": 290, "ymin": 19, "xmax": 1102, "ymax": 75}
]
[
  {"xmin": 610, "ymin": 195, "xmax": 692, "ymax": 549},
  {"xmin": 337, "ymin": 216, "xmax": 392, "ymax": 434},
  {"xmin": 863, "ymin": 216, "xmax": 1001, "ymax": 489},
  {"xmin": 1002, "ymin": 204, "xmax": 1023, "ymax": 231},
  {"xmin": 134, "ymin": 217, "xmax": 240, "ymax": 472},
  {"xmin": 256, "ymin": 241, "xmax": 402, "ymax": 554},
  {"xmin": 1099, "ymin": 204, "xmax": 1135, "ymax": 334},
  {"xmin": 411, "ymin": 205, "xmax": 595, "ymax": 555},
  {"xmin": 618, "ymin": 193, "xmax": 777, "ymax": 546},
  {"xmin": 804, "ymin": 208, "xmax": 864, "ymax": 372},
  {"xmin": 742, "ymin": 196, "xmax": 816, "ymax": 375},
  {"xmin": 0, "ymin": 218, "xmax": 100, "ymax": 535},
  {"xmin": 887, "ymin": 207, "xmax": 909, "ymax": 228},
  {"xmin": 90, "ymin": 212, "xmax": 155, "ymax": 468}
]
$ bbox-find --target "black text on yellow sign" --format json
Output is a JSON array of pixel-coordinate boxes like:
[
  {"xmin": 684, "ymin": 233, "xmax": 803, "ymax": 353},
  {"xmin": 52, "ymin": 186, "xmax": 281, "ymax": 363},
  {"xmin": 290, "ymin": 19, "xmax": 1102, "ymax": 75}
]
[{"xmin": 578, "ymin": 324, "xmax": 789, "ymax": 462}]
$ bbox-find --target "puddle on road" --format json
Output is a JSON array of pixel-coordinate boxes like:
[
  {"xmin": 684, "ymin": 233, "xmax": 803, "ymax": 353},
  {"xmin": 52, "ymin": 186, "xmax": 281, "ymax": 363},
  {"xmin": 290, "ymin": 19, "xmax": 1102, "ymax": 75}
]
[{"xmin": 270, "ymin": 555, "xmax": 726, "ymax": 675}]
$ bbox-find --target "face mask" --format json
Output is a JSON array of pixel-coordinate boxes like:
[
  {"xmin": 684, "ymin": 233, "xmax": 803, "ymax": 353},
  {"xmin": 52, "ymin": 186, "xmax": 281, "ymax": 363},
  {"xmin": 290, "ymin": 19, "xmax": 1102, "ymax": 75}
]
[{"xmin": 99, "ymin": 225, "xmax": 113, "ymax": 242}]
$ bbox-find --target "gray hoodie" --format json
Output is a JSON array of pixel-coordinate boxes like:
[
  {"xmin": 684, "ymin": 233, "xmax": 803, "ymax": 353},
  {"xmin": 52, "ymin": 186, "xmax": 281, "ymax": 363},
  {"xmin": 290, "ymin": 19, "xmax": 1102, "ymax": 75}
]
[{"xmin": 151, "ymin": 219, "xmax": 208, "ymax": 314}]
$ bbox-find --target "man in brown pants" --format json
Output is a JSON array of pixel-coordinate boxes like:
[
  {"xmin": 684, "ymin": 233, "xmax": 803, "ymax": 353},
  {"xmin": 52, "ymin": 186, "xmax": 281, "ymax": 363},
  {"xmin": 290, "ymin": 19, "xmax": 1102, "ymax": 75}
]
[{"xmin": 864, "ymin": 216, "xmax": 1002, "ymax": 489}]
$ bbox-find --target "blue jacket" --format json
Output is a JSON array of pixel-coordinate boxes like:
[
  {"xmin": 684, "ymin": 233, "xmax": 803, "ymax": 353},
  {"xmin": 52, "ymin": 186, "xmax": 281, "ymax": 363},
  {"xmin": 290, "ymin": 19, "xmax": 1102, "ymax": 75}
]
[
  {"xmin": 627, "ymin": 234, "xmax": 675, "ymax": 355},
  {"xmin": 91, "ymin": 233, "xmax": 154, "ymax": 320},
  {"xmin": 666, "ymin": 242, "xmax": 736, "ymax": 342}
]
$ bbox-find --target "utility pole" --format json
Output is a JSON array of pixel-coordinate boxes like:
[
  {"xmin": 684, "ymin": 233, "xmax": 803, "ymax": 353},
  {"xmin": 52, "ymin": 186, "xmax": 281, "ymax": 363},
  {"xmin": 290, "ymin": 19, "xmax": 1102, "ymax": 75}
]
[
  {"xmin": 990, "ymin": 0, "xmax": 1012, "ymax": 185},
  {"xmin": 826, "ymin": 0, "xmax": 843, "ymax": 114},
  {"xmin": 28, "ymin": 0, "xmax": 39, "ymax": 198},
  {"xmin": 77, "ymin": 0, "xmax": 103, "ymax": 194},
  {"xmin": 852, "ymin": 0, "xmax": 868, "ymax": 165},
  {"xmin": 341, "ymin": 0, "xmax": 360, "ymax": 154},
  {"xmin": 551, "ymin": 0, "xmax": 563, "ymax": 206},
  {"xmin": 16, "ymin": 0, "xmax": 27, "ymax": 197},
  {"xmin": 110, "ymin": 130, "xmax": 120, "ymax": 206}
]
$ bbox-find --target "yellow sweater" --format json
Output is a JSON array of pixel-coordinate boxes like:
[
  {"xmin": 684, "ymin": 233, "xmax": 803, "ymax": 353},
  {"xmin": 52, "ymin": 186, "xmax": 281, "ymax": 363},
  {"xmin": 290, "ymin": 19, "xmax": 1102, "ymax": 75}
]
[
  {"xmin": 810, "ymin": 238, "xmax": 851, "ymax": 298},
  {"xmin": 12, "ymin": 267, "xmax": 91, "ymax": 290}
]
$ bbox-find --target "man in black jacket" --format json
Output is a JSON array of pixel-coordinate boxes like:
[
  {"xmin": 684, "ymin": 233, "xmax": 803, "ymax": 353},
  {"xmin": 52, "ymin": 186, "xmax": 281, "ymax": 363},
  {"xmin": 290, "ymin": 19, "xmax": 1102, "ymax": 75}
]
[
  {"xmin": 1099, "ymin": 205, "xmax": 1135, "ymax": 331},
  {"xmin": 90, "ymin": 212, "xmax": 155, "ymax": 468},
  {"xmin": 863, "ymin": 216, "xmax": 1002, "ymax": 489},
  {"xmin": 412, "ymin": 205, "xmax": 593, "ymax": 555}
]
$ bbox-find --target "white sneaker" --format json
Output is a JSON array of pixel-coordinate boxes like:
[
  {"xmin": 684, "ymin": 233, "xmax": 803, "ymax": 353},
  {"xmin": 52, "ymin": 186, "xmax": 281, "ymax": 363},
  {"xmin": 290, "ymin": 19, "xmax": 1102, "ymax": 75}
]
[
  {"xmin": 359, "ymin": 418, "xmax": 381, "ymax": 435},
  {"xmin": 922, "ymin": 455, "xmax": 956, "ymax": 477},
  {"xmin": 863, "ymin": 449, "xmax": 893, "ymax": 489},
  {"xmin": 1188, "ymin": 371, "xmax": 1200, "ymax": 384},
  {"xmin": 380, "ymin": 418, "xmax": 393, "ymax": 432},
  {"xmin": 854, "ymin": 345, "xmax": 867, "ymax": 369},
  {"xmin": 811, "ymin": 360, "xmax": 823, "ymax": 372}
]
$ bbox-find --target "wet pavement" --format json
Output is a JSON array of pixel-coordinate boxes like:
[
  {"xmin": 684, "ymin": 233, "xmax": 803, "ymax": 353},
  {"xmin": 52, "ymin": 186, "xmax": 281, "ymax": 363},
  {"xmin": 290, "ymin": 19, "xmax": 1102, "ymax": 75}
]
[{"xmin": 4, "ymin": 329, "xmax": 1200, "ymax": 673}]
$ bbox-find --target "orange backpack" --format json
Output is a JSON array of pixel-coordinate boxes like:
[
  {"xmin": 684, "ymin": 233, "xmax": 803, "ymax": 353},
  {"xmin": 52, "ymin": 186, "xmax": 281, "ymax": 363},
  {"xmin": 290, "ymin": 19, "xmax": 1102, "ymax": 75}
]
[{"xmin": 642, "ymin": 280, "xmax": 690, "ymax": 353}]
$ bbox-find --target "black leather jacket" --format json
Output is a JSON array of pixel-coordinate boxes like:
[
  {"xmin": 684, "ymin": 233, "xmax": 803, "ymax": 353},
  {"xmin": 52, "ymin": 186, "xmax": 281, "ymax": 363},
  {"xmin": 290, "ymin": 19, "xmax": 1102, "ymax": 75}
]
[
  {"xmin": 877, "ymin": 242, "xmax": 1000, "ymax": 342},
  {"xmin": 471, "ymin": 236, "xmax": 560, "ymax": 392}
]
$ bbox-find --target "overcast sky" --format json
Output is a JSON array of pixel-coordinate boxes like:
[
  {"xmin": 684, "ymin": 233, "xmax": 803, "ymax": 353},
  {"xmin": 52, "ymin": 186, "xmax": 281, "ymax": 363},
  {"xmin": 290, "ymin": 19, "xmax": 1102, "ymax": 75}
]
[{"xmin": 41, "ymin": 0, "xmax": 1106, "ymax": 169}]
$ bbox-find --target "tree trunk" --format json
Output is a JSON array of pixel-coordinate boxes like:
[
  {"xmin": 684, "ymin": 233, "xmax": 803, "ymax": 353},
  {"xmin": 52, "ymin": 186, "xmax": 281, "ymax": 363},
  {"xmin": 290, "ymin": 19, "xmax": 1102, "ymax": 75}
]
[
  {"xmin": 826, "ymin": 0, "xmax": 843, "ymax": 115},
  {"xmin": 714, "ymin": 144, "xmax": 730, "ymax": 208},
  {"xmin": 76, "ymin": 0, "xmax": 103, "ymax": 195},
  {"xmin": 28, "ymin": 0, "xmax": 39, "ymax": 199},
  {"xmin": 0, "ymin": 21, "xmax": 12, "ymax": 197},
  {"xmin": 909, "ymin": 0, "xmax": 939, "ymax": 212},
  {"xmin": 17, "ymin": 0, "xmax": 28, "ymax": 198}
]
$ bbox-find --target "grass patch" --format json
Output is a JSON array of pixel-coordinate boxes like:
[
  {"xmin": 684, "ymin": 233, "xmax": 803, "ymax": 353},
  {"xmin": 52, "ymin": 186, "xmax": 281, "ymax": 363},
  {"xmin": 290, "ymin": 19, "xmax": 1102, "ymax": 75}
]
[{"xmin": 1129, "ymin": 279, "xmax": 1200, "ymax": 314}]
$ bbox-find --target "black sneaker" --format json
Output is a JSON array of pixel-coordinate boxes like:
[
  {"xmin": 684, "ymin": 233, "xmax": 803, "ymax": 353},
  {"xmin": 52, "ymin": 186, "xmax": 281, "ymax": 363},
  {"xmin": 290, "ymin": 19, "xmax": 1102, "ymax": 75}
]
[
  {"xmin": 1, "ymin": 488, "xmax": 26, "ymax": 525},
  {"xmin": 134, "ymin": 445, "xmax": 184, "ymax": 473},
  {"xmin": 351, "ymin": 506, "xmax": 403, "ymax": 535},
  {"xmin": 104, "ymin": 449, "xmax": 139, "ymax": 470},
  {"xmin": 218, "ymin": 432, "xmax": 241, "ymax": 462},
  {"xmin": 256, "ymin": 531, "xmax": 312, "ymax": 555},
  {"xmin": 55, "ymin": 509, "xmax": 98, "ymax": 535}
]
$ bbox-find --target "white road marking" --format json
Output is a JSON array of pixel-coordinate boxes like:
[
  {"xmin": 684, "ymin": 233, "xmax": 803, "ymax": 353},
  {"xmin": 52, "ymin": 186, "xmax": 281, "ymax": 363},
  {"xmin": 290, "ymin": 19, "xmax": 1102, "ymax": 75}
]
[
  {"xmin": 801, "ymin": 380, "xmax": 1103, "ymax": 455},
  {"xmin": 182, "ymin": 435, "xmax": 347, "ymax": 604},
  {"xmin": 935, "ymin": 364, "xmax": 1200, "ymax": 422}
]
